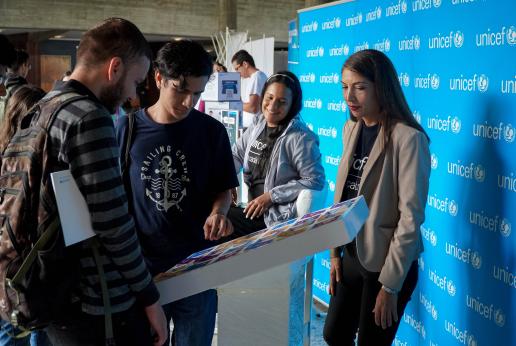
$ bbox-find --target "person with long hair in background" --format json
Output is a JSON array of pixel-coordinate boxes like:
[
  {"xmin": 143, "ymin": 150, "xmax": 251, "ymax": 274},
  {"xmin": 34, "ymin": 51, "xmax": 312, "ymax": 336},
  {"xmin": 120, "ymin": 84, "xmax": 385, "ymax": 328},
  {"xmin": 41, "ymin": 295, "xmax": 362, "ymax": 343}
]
[{"xmin": 0, "ymin": 84, "xmax": 50, "ymax": 346}]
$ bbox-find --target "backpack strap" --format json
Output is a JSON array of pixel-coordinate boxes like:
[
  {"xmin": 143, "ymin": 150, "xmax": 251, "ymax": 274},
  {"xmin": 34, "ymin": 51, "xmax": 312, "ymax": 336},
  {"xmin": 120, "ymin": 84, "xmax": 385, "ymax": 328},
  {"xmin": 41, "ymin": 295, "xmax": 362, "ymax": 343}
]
[{"xmin": 120, "ymin": 112, "xmax": 136, "ymax": 214}]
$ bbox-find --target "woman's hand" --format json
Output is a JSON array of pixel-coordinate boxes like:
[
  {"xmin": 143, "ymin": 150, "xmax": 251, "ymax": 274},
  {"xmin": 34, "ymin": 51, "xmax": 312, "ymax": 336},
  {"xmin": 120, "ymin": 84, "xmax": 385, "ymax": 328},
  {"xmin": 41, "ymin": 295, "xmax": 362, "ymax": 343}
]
[
  {"xmin": 373, "ymin": 288, "xmax": 398, "ymax": 329},
  {"xmin": 243, "ymin": 192, "xmax": 272, "ymax": 219},
  {"xmin": 329, "ymin": 257, "xmax": 342, "ymax": 296}
]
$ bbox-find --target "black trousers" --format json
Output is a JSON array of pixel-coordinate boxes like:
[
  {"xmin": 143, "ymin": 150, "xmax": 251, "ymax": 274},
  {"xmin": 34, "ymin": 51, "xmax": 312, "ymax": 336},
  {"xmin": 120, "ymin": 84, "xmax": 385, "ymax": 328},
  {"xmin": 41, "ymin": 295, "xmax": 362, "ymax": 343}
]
[
  {"xmin": 46, "ymin": 303, "xmax": 153, "ymax": 346},
  {"xmin": 323, "ymin": 243, "xmax": 418, "ymax": 346},
  {"xmin": 227, "ymin": 206, "xmax": 267, "ymax": 239}
]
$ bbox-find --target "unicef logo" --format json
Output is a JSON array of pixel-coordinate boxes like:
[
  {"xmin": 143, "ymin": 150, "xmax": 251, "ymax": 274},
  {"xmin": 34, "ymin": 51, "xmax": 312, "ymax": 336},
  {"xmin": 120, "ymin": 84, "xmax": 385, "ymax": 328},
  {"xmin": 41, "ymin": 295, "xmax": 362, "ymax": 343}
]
[
  {"xmin": 341, "ymin": 101, "xmax": 347, "ymax": 112},
  {"xmin": 447, "ymin": 280, "xmax": 456, "ymax": 296},
  {"xmin": 307, "ymin": 123, "xmax": 314, "ymax": 131},
  {"xmin": 451, "ymin": 116, "xmax": 461, "ymax": 134},
  {"xmin": 413, "ymin": 111, "xmax": 421, "ymax": 123},
  {"xmin": 418, "ymin": 257, "xmax": 425, "ymax": 271},
  {"xmin": 310, "ymin": 73, "xmax": 316, "ymax": 83},
  {"xmin": 478, "ymin": 74, "xmax": 489, "ymax": 92},
  {"xmin": 500, "ymin": 218, "xmax": 511, "ymax": 237},
  {"xmin": 503, "ymin": 124, "xmax": 515, "ymax": 143},
  {"xmin": 385, "ymin": 38, "xmax": 391, "ymax": 51},
  {"xmin": 331, "ymin": 127, "xmax": 338, "ymax": 138},
  {"xmin": 316, "ymin": 99, "xmax": 322, "ymax": 109},
  {"xmin": 401, "ymin": 0, "xmax": 408, "ymax": 13},
  {"xmin": 343, "ymin": 44, "xmax": 350, "ymax": 55},
  {"xmin": 474, "ymin": 164, "xmax": 486, "ymax": 183},
  {"xmin": 431, "ymin": 153, "xmax": 438, "ymax": 169},
  {"xmin": 403, "ymin": 73, "xmax": 410, "ymax": 87},
  {"xmin": 454, "ymin": 31, "xmax": 464, "ymax": 48},
  {"xmin": 494, "ymin": 308, "xmax": 506, "ymax": 327},
  {"xmin": 471, "ymin": 251, "xmax": 482, "ymax": 269},
  {"xmin": 429, "ymin": 230, "xmax": 437, "ymax": 247},
  {"xmin": 414, "ymin": 35, "xmax": 421, "ymax": 50},
  {"xmin": 507, "ymin": 26, "xmax": 516, "ymax": 46},
  {"xmin": 431, "ymin": 73, "xmax": 440, "ymax": 89},
  {"xmin": 468, "ymin": 335, "xmax": 478, "ymax": 346},
  {"xmin": 333, "ymin": 73, "xmax": 339, "ymax": 84},
  {"xmin": 318, "ymin": 47, "xmax": 325, "ymax": 57},
  {"xmin": 313, "ymin": 21, "xmax": 318, "ymax": 31},
  {"xmin": 433, "ymin": 0, "xmax": 442, "ymax": 7},
  {"xmin": 335, "ymin": 17, "xmax": 341, "ymax": 28},
  {"xmin": 329, "ymin": 180, "xmax": 336, "ymax": 192},
  {"xmin": 448, "ymin": 200, "xmax": 459, "ymax": 216},
  {"xmin": 377, "ymin": 6, "xmax": 382, "ymax": 19},
  {"xmin": 431, "ymin": 306, "xmax": 438, "ymax": 320}
]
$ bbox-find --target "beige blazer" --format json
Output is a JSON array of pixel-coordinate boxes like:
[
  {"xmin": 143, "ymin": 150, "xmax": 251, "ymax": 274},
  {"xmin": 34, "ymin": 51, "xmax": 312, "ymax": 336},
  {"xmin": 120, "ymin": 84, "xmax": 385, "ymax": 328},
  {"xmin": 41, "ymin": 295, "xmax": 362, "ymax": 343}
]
[{"xmin": 335, "ymin": 119, "xmax": 431, "ymax": 291}]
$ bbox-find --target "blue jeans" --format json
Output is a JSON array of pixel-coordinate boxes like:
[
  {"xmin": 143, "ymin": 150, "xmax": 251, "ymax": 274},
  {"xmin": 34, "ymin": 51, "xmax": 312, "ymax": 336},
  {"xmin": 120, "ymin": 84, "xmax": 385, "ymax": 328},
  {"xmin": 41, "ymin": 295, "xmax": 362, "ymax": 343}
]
[
  {"xmin": 163, "ymin": 289, "xmax": 217, "ymax": 346},
  {"xmin": 0, "ymin": 320, "xmax": 51, "ymax": 346}
]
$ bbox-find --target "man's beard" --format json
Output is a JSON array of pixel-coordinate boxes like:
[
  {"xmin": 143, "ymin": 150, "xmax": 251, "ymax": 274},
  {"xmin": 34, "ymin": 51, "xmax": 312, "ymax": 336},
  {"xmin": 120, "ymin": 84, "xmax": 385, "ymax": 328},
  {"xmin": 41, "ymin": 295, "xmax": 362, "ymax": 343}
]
[{"xmin": 99, "ymin": 77, "xmax": 125, "ymax": 114}]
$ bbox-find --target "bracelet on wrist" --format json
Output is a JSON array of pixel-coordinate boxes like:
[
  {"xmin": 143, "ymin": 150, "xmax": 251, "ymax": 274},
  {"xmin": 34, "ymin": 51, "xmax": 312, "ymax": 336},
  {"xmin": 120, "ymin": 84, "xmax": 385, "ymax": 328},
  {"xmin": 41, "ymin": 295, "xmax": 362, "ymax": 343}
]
[{"xmin": 381, "ymin": 285, "xmax": 398, "ymax": 295}]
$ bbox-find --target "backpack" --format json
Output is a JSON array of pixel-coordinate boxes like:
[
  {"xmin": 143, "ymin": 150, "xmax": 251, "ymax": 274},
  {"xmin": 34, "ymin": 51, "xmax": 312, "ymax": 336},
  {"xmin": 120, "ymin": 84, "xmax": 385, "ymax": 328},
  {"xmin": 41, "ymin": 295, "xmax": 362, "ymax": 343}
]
[{"xmin": 0, "ymin": 91, "xmax": 87, "ymax": 332}]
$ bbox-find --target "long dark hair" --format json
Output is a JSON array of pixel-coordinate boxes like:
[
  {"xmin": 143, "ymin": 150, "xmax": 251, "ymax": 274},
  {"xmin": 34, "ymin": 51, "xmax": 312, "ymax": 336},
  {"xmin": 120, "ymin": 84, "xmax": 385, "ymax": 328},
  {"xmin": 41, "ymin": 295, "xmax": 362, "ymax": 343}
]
[
  {"xmin": 256, "ymin": 70, "xmax": 303, "ymax": 175},
  {"xmin": 0, "ymin": 85, "xmax": 45, "ymax": 153},
  {"xmin": 342, "ymin": 49, "xmax": 429, "ymax": 143}
]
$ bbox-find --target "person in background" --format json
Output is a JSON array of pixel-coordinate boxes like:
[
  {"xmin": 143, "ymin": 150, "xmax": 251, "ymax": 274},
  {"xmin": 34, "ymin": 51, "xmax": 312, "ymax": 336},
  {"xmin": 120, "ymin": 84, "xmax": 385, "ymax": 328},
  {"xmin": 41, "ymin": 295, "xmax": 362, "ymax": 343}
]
[
  {"xmin": 4, "ymin": 49, "xmax": 30, "ymax": 92},
  {"xmin": 0, "ymin": 84, "xmax": 51, "ymax": 346},
  {"xmin": 0, "ymin": 34, "xmax": 17, "ymax": 82},
  {"xmin": 213, "ymin": 61, "xmax": 227, "ymax": 73},
  {"xmin": 1, "ymin": 49, "xmax": 30, "ymax": 121},
  {"xmin": 229, "ymin": 71, "xmax": 325, "ymax": 235},
  {"xmin": 231, "ymin": 50, "xmax": 267, "ymax": 128},
  {"xmin": 323, "ymin": 49, "xmax": 430, "ymax": 346},
  {"xmin": 116, "ymin": 40, "xmax": 238, "ymax": 346}
]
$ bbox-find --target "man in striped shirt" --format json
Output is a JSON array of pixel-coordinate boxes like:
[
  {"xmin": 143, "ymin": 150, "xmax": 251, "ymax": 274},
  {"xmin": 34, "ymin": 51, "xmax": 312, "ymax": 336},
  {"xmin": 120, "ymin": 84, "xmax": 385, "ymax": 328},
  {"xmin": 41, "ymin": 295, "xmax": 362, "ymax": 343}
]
[{"xmin": 44, "ymin": 18, "xmax": 167, "ymax": 346}]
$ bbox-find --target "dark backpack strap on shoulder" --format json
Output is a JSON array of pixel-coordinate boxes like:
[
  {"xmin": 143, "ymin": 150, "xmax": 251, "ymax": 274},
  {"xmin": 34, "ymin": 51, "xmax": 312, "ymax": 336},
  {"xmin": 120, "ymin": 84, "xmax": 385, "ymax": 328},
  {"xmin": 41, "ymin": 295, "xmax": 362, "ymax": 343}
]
[{"xmin": 121, "ymin": 112, "xmax": 136, "ymax": 214}]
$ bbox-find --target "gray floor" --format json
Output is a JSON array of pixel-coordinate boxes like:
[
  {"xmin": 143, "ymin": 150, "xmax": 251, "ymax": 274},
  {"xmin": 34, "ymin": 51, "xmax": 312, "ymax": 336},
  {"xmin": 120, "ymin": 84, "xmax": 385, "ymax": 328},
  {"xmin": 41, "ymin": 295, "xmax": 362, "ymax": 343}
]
[{"xmin": 210, "ymin": 300, "xmax": 328, "ymax": 346}]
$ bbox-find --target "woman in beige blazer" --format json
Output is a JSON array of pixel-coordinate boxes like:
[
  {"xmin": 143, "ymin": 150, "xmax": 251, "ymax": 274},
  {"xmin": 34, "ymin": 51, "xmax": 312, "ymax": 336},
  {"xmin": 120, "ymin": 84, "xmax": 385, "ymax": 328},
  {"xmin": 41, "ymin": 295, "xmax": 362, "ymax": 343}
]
[{"xmin": 323, "ymin": 49, "xmax": 431, "ymax": 346}]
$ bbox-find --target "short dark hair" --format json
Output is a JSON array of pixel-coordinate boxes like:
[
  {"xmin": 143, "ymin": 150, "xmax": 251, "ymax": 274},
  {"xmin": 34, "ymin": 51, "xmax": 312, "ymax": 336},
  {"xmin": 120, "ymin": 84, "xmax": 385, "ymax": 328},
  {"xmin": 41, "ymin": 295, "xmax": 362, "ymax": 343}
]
[
  {"xmin": 231, "ymin": 50, "xmax": 255, "ymax": 68},
  {"xmin": 342, "ymin": 49, "xmax": 429, "ymax": 142},
  {"xmin": 76, "ymin": 17, "xmax": 152, "ymax": 67},
  {"xmin": 154, "ymin": 40, "xmax": 213, "ymax": 83},
  {"xmin": 10, "ymin": 50, "xmax": 29, "ymax": 71},
  {"xmin": 0, "ymin": 34, "xmax": 16, "ymax": 67},
  {"xmin": 260, "ymin": 70, "xmax": 302, "ymax": 125}
]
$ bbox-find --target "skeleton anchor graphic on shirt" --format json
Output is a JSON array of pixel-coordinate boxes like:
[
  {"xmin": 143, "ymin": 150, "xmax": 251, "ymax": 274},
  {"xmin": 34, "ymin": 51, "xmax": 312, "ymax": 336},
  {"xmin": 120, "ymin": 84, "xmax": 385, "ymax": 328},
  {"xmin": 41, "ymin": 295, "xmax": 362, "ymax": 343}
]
[{"xmin": 141, "ymin": 147, "xmax": 189, "ymax": 212}]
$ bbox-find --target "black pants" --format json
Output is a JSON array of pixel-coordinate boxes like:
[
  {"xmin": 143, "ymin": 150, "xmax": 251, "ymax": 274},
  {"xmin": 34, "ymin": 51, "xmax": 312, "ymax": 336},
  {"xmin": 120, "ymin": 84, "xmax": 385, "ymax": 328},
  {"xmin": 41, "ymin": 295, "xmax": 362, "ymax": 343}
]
[
  {"xmin": 45, "ymin": 303, "xmax": 153, "ymax": 346},
  {"xmin": 323, "ymin": 243, "xmax": 418, "ymax": 346},
  {"xmin": 227, "ymin": 206, "xmax": 267, "ymax": 239}
]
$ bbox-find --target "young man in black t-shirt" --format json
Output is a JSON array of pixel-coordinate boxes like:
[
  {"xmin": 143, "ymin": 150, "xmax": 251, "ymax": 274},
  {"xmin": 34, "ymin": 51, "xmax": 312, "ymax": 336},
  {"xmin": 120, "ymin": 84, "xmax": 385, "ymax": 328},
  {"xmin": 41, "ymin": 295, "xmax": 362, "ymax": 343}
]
[{"xmin": 116, "ymin": 40, "xmax": 238, "ymax": 346}]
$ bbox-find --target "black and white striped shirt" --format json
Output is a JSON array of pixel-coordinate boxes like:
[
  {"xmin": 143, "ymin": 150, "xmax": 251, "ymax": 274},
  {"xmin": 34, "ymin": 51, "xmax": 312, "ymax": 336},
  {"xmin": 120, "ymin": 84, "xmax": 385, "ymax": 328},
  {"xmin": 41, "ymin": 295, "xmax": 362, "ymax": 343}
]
[{"xmin": 47, "ymin": 80, "xmax": 159, "ymax": 315}]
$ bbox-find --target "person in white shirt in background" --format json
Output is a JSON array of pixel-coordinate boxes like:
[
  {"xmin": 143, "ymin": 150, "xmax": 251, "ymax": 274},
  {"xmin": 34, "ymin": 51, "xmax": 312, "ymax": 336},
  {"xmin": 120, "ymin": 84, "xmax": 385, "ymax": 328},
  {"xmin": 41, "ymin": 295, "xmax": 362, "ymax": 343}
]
[{"xmin": 231, "ymin": 50, "xmax": 267, "ymax": 128}]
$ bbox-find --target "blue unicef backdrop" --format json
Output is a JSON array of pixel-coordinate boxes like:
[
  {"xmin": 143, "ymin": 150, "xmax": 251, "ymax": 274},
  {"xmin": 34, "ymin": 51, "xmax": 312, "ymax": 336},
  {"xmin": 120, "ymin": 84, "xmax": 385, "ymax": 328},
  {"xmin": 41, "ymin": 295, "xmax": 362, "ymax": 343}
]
[{"xmin": 289, "ymin": 0, "xmax": 516, "ymax": 345}]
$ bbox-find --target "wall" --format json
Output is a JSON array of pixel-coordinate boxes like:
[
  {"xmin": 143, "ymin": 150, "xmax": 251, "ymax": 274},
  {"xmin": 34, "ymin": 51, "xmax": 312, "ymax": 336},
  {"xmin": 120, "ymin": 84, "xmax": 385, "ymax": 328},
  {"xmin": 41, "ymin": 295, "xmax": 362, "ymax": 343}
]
[
  {"xmin": 0, "ymin": 0, "xmax": 304, "ymax": 43},
  {"xmin": 294, "ymin": 0, "xmax": 516, "ymax": 344}
]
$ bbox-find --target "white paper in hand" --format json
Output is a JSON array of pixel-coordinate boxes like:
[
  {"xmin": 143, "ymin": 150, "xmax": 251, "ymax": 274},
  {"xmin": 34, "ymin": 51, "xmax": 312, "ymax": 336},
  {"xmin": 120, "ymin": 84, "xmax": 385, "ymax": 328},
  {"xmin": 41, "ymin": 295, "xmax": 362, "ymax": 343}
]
[{"xmin": 50, "ymin": 170, "xmax": 95, "ymax": 246}]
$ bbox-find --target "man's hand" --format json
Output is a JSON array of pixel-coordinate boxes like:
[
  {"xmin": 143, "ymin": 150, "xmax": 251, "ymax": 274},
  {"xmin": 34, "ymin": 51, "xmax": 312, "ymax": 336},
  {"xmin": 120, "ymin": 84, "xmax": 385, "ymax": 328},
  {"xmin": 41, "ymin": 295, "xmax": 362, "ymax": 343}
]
[
  {"xmin": 328, "ymin": 257, "xmax": 342, "ymax": 296},
  {"xmin": 204, "ymin": 213, "xmax": 234, "ymax": 241},
  {"xmin": 243, "ymin": 192, "xmax": 272, "ymax": 219},
  {"xmin": 231, "ymin": 188, "xmax": 238, "ymax": 206},
  {"xmin": 373, "ymin": 288, "xmax": 398, "ymax": 330},
  {"xmin": 144, "ymin": 302, "xmax": 167, "ymax": 346}
]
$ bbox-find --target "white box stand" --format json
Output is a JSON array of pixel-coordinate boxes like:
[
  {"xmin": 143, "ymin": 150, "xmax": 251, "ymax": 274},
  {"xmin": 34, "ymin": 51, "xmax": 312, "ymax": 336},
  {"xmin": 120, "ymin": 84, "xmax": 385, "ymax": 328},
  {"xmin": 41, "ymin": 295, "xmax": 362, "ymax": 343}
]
[{"xmin": 202, "ymin": 72, "xmax": 241, "ymax": 101}]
